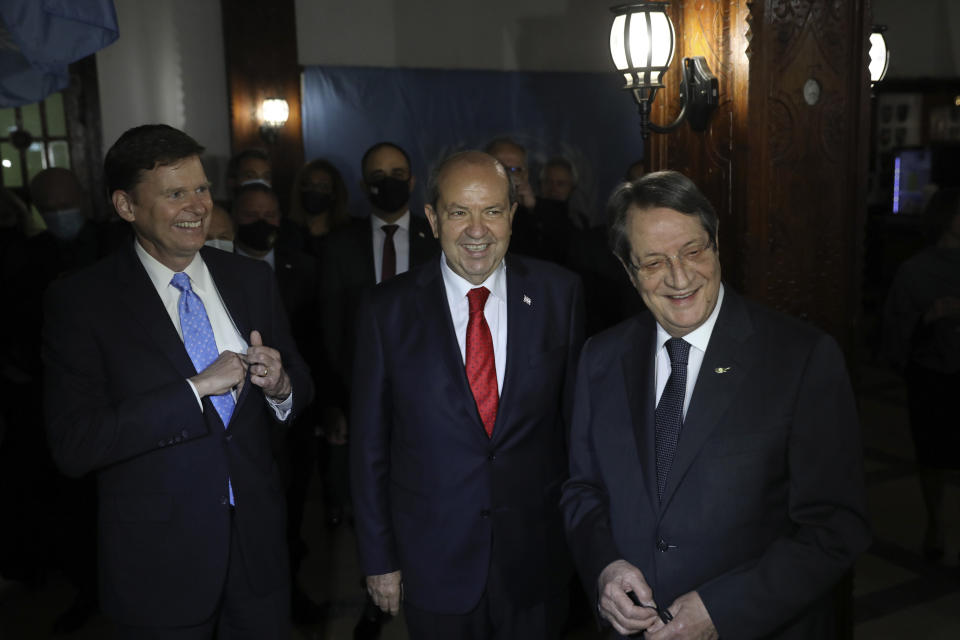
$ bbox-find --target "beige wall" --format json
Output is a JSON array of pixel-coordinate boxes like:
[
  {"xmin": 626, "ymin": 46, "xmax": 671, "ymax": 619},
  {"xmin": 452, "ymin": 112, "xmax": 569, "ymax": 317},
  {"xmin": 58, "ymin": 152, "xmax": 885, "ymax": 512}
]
[{"xmin": 96, "ymin": 0, "xmax": 231, "ymax": 196}]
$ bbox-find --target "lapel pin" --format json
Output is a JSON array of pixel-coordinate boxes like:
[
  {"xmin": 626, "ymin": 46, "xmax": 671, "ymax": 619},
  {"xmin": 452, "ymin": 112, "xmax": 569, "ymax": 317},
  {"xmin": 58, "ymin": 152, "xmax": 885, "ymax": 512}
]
[
  {"xmin": 714, "ymin": 367, "xmax": 731, "ymax": 374},
  {"xmin": 522, "ymin": 295, "xmax": 532, "ymax": 306}
]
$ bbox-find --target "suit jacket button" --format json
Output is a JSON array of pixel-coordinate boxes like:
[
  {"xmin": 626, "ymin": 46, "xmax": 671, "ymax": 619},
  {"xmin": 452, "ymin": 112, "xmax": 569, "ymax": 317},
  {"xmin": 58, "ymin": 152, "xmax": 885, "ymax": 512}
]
[
  {"xmin": 181, "ymin": 429, "xmax": 188, "ymax": 438},
  {"xmin": 158, "ymin": 440, "xmax": 166, "ymax": 448},
  {"xmin": 224, "ymin": 433, "xmax": 232, "ymax": 443},
  {"xmin": 480, "ymin": 509, "xmax": 490, "ymax": 518},
  {"xmin": 220, "ymin": 496, "xmax": 229, "ymax": 505},
  {"xmin": 487, "ymin": 453, "xmax": 496, "ymax": 461},
  {"xmin": 656, "ymin": 538, "xmax": 669, "ymax": 552}
]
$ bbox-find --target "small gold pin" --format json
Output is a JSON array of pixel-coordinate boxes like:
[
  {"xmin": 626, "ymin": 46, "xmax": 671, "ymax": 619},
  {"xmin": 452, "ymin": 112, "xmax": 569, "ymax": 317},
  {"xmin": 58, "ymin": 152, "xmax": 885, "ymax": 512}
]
[
  {"xmin": 522, "ymin": 295, "xmax": 532, "ymax": 306},
  {"xmin": 714, "ymin": 367, "xmax": 731, "ymax": 374}
]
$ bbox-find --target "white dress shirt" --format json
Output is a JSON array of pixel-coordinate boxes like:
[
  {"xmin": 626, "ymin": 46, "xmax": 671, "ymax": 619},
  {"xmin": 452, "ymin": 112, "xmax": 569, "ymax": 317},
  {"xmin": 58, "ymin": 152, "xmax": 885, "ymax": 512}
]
[
  {"xmin": 371, "ymin": 210, "xmax": 410, "ymax": 284},
  {"xmin": 439, "ymin": 255, "xmax": 508, "ymax": 394},
  {"xmin": 654, "ymin": 284, "xmax": 725, "ymax": 418},
  {"xmin": 134, "ymin": 241, "xmax": 292, "ymax": 418}
]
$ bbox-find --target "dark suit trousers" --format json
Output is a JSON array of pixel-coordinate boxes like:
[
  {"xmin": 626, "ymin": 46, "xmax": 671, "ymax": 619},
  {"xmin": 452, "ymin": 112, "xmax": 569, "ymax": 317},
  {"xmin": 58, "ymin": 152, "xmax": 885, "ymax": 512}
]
[
  {"xmin": 403, "ymin": 575, "xmax": 568, "ymax": 640},
  {"xmin": 115, "ymin": 513, "xmax": 291, "ymax": 640}
]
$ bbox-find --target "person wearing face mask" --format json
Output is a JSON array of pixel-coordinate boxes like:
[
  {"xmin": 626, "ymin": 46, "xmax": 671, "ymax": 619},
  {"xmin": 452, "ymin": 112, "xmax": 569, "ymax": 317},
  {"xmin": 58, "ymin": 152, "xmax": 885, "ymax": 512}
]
[
  {"xmin": 318, "ymin": 141, "xmax": 438, "ymax": 640},
  {"xmin": 229, "ymin": 182, "xmax": 327, "ymax": 625},
  {"xmin": 287, "ymin": 158, "xmax": 352, "ymax": 258},
  {"xmin": 17, "ymin": 171, "xmax": 104, "ymax": 634},
  {"xmin": 204, "ymin": 203, "xmax": 235, "ymax": 253},
  {"xmin": 29, "ymin": 168, "xmax": 100, "ymax": 267}
]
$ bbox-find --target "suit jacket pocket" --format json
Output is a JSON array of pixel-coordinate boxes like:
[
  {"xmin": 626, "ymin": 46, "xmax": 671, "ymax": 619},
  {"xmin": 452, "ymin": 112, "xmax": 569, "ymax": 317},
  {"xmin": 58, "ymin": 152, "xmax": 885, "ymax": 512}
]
[{"xmin": 101, "ymin": 493, "xmax": 174, "ymax": 522}]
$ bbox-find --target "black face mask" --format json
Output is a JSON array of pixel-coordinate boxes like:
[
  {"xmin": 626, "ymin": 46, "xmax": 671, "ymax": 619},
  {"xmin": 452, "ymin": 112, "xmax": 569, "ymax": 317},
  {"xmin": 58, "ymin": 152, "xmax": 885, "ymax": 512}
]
[
  {"xmin": 301, "ymin": 191, "xmax": 335, "ymax": 215},
  {"xmin": 366, "ymin": 176, "xmax": 410, "ymax": 213},
  {"xmin": 237, "ymin": 219, "xmax": 278, "ymax": 252}
]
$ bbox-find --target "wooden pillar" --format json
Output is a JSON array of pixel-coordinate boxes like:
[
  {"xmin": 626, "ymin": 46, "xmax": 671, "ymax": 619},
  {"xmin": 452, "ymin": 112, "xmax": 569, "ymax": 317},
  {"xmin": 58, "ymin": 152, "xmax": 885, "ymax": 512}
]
[
  {"xmin": 646, "ymin": 0, "xmax": 871, "ymax": 349},
  {"xmin": 220, "ymin": 0, "xmax": 303, "ymax": 211}
]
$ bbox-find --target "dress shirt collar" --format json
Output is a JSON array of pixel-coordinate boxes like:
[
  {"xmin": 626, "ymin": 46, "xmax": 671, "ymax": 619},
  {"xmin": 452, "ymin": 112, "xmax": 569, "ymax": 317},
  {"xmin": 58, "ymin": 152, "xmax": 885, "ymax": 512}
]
[
  {"xmin": 655, "ymin": 283, "xmax": 725, "ymax": 354},
  {"xmin": 134, "ymin": 239, "xmax": 209, "ymax": 295},
  {"xmin": 370, "ymin": 209, "xmax": 410, "ymax": 234},
  {"xmin": 439, "ymin": 253, "xmax": 507, "ymax": 306}
]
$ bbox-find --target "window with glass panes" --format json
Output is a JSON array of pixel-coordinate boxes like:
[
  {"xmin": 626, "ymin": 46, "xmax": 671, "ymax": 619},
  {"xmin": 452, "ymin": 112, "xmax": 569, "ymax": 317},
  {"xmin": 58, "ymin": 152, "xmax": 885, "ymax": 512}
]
[{"xmin": 0, "ymin": 92, "xmax": 71, "ymax": 189}]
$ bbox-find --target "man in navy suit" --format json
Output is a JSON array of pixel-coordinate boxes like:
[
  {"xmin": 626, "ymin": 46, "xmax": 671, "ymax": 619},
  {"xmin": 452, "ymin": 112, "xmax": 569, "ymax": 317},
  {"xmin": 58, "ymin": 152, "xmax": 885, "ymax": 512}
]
[
  {"xmin": 43, "ymin": 124, "xmax": 313, "ymax": 638},
  {"xmin": 561, "ymin": 171, "xmax": 870, "ymax": 639},
  {"xmin": 350, "ymin": 151, "xmax": 584, "ymax": 639}
]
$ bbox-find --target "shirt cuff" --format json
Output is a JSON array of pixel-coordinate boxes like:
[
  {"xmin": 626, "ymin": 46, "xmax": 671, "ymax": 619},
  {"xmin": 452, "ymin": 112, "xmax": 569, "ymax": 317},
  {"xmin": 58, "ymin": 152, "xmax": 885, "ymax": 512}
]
[
  {"xmin": 267, "ymin": 392, "xmax": 293, "ymax": 421},
  {"xmin": 186, "ymin": 379, "xmax": 203, "ymax": 409}
]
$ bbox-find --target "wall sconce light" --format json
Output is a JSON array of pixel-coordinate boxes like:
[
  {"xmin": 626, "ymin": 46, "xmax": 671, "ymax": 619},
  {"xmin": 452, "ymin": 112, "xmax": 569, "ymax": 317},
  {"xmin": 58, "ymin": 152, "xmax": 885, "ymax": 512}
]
[
  {"xmin": 869, "ymin": 25, "xmax": 890, "ymax": 86},
  {"xmin": 609, "ymin": 2, "xmax": 719, "ymax": 140},
  {"xmin": 259, "ymin": 97, "xmax": 289, "ymax": 144}
]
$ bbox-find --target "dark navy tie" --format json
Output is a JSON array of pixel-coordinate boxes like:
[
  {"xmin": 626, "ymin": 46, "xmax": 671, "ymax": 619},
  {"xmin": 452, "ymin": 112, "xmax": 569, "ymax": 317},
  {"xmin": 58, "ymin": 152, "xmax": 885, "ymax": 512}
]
[{"xmin": 655, "ymin": 337, "xmax": 689, "ymax": 501}]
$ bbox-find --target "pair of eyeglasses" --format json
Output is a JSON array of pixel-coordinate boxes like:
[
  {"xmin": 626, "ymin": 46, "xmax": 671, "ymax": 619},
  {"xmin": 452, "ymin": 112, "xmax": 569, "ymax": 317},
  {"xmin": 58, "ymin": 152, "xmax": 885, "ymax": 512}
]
[
  {"xmin": 630, "ymin": 242, "xmax": 714, "ymax": 280},
  {"xmin": 626, "ymin": 590, "xmax": 673, "ymax": 625}
]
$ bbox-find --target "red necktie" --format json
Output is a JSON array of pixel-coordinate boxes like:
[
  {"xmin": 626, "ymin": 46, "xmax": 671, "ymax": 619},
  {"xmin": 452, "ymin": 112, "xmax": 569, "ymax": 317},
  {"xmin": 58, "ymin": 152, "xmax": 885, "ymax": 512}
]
[
  {"xmin": 466, "ymin": 287, "xmax": 498, "ymax": 437},
  {"xmin": 381, "ymin": 224, "xmax": 398, "ymax": 281}
]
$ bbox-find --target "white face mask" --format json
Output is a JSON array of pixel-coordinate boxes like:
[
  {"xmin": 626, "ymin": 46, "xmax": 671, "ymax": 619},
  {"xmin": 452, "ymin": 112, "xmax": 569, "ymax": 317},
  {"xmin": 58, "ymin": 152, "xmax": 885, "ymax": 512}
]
[
  {"xmin": 204, "ymin": 238, "xmax": 234, "ymax": 253},
  {"xmin": 239, "ymin": 178, "xmax": 272, "ymax": 188}
]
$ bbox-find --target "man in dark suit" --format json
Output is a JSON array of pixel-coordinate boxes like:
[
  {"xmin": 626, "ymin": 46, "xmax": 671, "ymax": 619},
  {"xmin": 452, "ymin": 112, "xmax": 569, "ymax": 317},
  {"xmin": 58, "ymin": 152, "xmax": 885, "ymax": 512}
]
[
  {"xmin": 560, "ymin": 171, "xmax": 870, "ymax": 639},
  {"xmin": 351, "ymin": 151, "xmax": 585, "ymax": 639},
  {"xmin": 43, "ymin": 124, "xmax": 313, "ymax": 638},
  {"xmin": 319, "ymin": 141, "xmax": 436, "ymax": 416}
]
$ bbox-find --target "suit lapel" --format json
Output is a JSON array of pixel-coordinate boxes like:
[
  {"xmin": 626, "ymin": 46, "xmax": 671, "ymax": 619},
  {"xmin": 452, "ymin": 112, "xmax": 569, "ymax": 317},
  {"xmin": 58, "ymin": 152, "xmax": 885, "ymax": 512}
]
[
  {"xmin": 491, "ymin": 258, "xmax": 533, "ymax": 443},
  {"xmin": 203, "ymin": 247, "xmax": 255, "ymax": 411},
  {"xmin": 414, "ymin": 261, "xmax": 484, "ymax": 434},
  {"xmin": 660, "ymin": 288, "xmax": 756, "ymax": 510},
  {"xmin": 115, "ymin": 244, "xmax": 196, "ymax": 379},
  {"xmin": 621, "ymin": 315, "xmax": 660, "ymax": 515}
]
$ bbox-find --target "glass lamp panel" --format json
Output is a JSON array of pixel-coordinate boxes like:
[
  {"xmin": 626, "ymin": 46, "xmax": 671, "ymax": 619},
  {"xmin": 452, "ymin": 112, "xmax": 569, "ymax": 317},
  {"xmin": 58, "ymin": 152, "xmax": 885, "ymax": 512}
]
[
  {"xmin": 610, "ymin": 14, "xmax": 628, "ymax": 70},
  {"xmin": 626, "ymin": 11, "xmax": 653, "ymax": 71},
  {"xmin": 869, "ymin": 32, "xmax": 889, "ymax": 83},
  {"xmin": 650, "ymin": 11, "xmax": 675, "ymax": 69}
]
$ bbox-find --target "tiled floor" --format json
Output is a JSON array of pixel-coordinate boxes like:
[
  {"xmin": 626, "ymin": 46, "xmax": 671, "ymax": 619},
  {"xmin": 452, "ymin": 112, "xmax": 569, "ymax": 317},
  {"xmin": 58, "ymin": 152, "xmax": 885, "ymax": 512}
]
[{"xmin": 1, "ymin": 362, "xmax": 958, "ymax": 639}]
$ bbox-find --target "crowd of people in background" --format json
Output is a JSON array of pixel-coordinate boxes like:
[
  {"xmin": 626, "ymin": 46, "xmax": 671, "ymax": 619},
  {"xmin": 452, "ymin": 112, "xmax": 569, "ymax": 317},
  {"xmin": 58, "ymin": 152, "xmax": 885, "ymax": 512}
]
[{"xmin": 0, "ymin": 134, "xmax": 647, "ymax": 637}]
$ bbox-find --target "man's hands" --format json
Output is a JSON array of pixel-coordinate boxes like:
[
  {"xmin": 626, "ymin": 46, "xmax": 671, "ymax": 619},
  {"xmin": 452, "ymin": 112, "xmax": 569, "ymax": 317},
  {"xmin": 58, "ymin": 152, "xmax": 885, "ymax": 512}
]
[
  {"xmin": 597, "ymin": 559, "xmax": 660, "ymax": 636},
  {"xmin": 646, "ymin": 591, "xmax": 718, "ymax": 640},
  {"xmin": 245, "ymin": 330, "xmax": 291, "ymax": 401},
  {"xmin": 189, "ymin": 330, "xmax": 291, "ymax": 401},
  {"xmin": 190, "ymin": 351, "xmax": 246, "ymax": 398},
  {"xmin": 366, "ymin": 570, "xmax": 402, "ymax": 615}
]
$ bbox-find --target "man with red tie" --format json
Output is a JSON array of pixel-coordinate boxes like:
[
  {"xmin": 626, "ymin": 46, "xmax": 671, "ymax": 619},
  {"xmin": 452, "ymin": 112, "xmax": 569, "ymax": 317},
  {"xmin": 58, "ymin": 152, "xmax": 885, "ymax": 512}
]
[{"xmin": 350, "ymin": 150, "xmax": 585, "ymax": 639}]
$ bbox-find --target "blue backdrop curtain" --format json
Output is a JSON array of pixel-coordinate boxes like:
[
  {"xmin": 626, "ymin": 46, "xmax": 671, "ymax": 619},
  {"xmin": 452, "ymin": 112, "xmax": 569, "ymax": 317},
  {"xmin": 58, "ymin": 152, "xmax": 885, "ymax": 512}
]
[{"xmin": 301, "ymin": 65, "xmax": 645, "ymax": 225}]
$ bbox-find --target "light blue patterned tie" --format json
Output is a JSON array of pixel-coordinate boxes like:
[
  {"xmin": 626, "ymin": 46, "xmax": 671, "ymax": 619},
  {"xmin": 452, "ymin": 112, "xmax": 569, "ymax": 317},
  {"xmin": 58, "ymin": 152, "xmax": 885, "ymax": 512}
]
[{"xmin": 171, "ymin": 272, "xmax": 235, "ymax": 504}]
